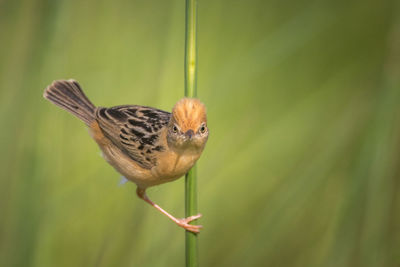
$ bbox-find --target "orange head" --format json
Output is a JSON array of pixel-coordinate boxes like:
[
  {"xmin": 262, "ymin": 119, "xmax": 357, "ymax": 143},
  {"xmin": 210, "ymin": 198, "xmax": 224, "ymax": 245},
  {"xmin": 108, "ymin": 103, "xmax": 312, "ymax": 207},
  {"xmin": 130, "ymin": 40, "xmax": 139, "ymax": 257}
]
[{"xmin": 167, "ymin": 98, "xmax": 208, "ymax": 151}]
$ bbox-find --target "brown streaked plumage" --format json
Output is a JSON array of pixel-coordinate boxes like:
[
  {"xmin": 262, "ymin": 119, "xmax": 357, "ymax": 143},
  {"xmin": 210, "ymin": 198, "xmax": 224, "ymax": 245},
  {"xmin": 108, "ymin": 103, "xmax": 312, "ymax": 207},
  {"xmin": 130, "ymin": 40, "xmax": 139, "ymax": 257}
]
[{"xmin": 43, "ymin": 79, "xmax": 209, "ymax": 233}]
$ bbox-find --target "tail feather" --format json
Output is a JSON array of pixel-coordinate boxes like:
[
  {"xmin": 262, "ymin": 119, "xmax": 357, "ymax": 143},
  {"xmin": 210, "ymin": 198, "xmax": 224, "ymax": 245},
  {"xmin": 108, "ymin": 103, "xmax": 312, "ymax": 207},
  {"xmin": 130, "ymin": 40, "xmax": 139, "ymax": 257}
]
[{"xmin": 43, "ymin": 80, "xmax": 96, "ymax": 125}]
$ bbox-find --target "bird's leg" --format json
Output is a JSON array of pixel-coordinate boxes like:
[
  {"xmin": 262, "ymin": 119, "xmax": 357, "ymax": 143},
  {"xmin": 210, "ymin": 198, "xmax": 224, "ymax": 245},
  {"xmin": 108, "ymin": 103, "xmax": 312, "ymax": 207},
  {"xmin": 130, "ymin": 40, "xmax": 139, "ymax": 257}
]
[{"xmin": 136, "ymin": 187, "xmax": 202, "ymax": 233}]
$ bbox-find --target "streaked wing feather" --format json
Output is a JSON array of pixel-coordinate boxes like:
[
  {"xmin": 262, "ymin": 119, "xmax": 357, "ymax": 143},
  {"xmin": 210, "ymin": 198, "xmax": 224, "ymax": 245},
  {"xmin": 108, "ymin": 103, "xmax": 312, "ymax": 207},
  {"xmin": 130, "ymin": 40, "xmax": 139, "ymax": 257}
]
[{"xmin": 95, "ymin": 105, "xmax": 170, "ymax": 169}]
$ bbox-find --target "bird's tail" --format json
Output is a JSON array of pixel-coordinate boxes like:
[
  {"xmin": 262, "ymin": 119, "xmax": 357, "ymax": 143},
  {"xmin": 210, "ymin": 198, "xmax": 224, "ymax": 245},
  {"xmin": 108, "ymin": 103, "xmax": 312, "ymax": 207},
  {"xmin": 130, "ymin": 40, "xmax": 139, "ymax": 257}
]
[{"xmin": 43, "ymin": 80, "xmax": 96, "ymax": 126}]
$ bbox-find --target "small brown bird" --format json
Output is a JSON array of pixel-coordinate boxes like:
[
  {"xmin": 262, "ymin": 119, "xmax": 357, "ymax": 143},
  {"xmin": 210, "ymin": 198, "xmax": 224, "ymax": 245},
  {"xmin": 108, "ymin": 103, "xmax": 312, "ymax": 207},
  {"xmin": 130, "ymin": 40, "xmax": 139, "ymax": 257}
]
[{"xmin": 43, "ymin": 80, "xmax": 208, "ymax": 233}]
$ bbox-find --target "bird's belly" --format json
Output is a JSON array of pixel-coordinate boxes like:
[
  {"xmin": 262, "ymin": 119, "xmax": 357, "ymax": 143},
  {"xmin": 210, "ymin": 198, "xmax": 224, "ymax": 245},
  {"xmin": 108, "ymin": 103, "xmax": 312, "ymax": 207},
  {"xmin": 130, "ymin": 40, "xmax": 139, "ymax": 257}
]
[
  {"xmin": 98, "ymin": 143, "xmax": 152, "ymax": 185},
  {"xmin": 98, "ymin": 143, "xmax": 198, "ymax": 188},
  {"xmin": 150, "ymin": 151, "xmax": 199, "ymax": 185}
]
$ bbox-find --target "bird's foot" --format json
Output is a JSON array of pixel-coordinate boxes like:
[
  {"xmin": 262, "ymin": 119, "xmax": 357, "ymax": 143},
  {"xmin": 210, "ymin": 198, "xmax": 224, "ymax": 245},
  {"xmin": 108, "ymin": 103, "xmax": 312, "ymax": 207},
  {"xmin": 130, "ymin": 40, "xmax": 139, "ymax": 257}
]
[{"xmin": 176, "ymin": 213, "xmax": 202, "ymax": 233}]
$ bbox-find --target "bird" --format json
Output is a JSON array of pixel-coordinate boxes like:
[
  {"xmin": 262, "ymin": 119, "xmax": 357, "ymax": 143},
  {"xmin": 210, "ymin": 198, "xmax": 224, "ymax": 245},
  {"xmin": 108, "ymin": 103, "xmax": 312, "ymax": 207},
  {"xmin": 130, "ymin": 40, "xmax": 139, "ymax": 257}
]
[{"xmin": 43, "ymin": 80, "xmax": 209, "ymax": 233}]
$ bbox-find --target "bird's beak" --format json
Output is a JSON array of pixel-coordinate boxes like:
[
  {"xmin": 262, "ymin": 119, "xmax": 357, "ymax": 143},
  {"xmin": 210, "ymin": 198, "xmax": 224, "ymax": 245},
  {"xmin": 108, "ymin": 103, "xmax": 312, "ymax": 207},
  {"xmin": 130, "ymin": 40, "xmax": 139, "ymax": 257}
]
[{"xmin": 185, "ymin": 129, "xmax": 194, "ymax": 139}]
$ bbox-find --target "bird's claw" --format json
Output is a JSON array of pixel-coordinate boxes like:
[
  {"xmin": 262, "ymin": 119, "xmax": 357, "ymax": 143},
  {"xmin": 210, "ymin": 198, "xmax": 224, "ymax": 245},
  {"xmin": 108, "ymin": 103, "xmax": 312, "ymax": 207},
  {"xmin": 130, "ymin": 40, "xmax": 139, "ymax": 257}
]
[{"xmin": 176, "ymin": 213, "xmax": 203, "ymax": 233}]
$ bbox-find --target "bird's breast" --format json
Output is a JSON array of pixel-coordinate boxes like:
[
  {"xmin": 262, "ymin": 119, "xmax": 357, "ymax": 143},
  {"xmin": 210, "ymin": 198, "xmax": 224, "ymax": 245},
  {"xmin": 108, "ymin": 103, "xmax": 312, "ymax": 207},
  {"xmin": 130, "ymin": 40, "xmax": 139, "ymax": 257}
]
[{"xmin": 151, "ymin": 150, "xmax": 200, "ymax": 183}]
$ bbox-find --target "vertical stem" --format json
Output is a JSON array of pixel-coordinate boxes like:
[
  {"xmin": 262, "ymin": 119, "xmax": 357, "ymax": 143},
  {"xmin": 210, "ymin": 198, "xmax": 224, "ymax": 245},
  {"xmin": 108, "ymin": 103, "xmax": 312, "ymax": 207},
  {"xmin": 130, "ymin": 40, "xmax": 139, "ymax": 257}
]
[
  {"xmin": 184, "ymin": 0, "xmax": 198, "ymax": 267},
  {"xmin": 185, "ymin": 166, "xmax": 198, "ymax": 267},
  {"xmin": 185, "ymin": 0, "xmax": 197, "ymax": 98}
]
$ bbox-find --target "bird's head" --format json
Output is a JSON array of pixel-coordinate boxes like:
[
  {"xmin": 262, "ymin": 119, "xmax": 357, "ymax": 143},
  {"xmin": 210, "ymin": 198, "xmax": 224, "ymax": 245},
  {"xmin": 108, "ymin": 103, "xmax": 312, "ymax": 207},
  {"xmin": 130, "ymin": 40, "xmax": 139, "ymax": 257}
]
[{"xmin": 167, "ymin": 98, "xmax": 208, "ymax": 152}]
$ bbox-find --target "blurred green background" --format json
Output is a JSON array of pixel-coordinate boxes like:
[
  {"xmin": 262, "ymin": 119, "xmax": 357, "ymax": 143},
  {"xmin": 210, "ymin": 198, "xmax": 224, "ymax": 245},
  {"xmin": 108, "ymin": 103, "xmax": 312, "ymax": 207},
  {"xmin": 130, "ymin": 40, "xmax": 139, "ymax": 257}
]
[{"xmin": 1, "ymin": 0, "xmax": 399, "ymax": 266}]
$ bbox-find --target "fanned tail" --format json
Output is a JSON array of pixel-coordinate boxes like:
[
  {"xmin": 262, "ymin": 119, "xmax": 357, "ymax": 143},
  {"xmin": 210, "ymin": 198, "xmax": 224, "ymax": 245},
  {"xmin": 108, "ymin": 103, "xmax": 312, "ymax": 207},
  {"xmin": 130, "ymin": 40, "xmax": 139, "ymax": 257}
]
[{"xmin": 43, "ymin": 80, "xmax": 96, "ymax": 125}]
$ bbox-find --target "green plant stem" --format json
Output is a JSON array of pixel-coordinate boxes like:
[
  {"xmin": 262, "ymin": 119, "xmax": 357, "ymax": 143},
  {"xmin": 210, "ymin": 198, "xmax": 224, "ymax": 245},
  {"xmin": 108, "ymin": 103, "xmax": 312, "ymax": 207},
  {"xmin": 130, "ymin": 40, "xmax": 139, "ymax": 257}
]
[
  {"xmin": 185, "ymin": 165, "xmax": 198, "ymax": 267},
  {"xmin": 184, "ymin": 0, "xmax": 197, "ymax": 98},
  {"xmin": 184, "ymin": 0, "xmax": 198, "ymax": 266}
]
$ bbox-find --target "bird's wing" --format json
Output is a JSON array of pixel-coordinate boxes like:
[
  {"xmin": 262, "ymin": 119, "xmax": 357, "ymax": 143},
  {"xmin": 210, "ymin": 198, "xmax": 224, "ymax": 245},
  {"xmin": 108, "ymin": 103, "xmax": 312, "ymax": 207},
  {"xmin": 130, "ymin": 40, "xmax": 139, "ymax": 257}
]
[{"xmin": 95, "ymin": 105, "xmax": 171, "ymax": 169}]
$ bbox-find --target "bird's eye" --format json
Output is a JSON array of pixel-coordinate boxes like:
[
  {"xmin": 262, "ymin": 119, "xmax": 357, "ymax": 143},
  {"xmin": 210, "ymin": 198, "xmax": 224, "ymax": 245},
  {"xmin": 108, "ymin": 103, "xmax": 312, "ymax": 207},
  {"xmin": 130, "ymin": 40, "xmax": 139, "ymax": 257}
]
[
  {"xmin": 199, "ymin": 125, "xmax": 206, "ymax": 134},
  {"xmin": 172, "ymin": 125, "xmax": 178, "ymax": 133}
]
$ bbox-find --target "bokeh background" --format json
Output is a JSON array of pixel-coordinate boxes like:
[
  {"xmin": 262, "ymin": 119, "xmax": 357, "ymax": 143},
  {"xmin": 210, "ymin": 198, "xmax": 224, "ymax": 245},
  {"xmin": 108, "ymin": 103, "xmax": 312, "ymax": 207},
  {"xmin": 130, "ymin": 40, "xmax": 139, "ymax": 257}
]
[{"xmin": 1, "ymin": 0, "xmax": 399, "ymax": 266}]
